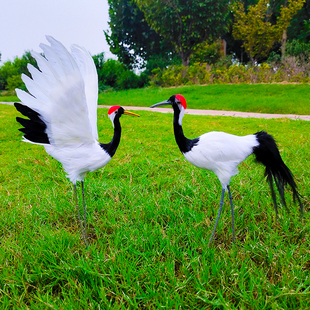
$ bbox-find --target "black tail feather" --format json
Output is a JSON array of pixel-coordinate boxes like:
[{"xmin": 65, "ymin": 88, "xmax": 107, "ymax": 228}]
[
  {"xmin": 253, "ymin": 131, "xmax": 303, "ymax": 215},
  {"xmin": 267, "ymin": 171, "xmax": 279, "ymax": 216},
  {"xmin": 14, "ymin": 102, "xmax": 50, "ymax": 144}
]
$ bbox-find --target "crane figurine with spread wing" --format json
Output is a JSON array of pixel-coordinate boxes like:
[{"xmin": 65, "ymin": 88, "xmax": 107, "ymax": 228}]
[{"xmin": 14, "ymin": 36, "xmax": 139, "ymax": 245}]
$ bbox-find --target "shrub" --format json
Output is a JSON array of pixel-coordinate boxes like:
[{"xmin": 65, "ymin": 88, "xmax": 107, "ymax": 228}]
[
  {"xmin": 0, "ymin": 51, "xmax": 37, "ymax": 91},
  {"xmin": 144, "ymin": 54, "xmax": 181, "ymax": 76},
  {"xmin": 6, "ymin": 75, "xmax": 24, "ymax": 91},
  {"xmin": 267, "ymin": 51, "xmax": 281, "ymax": 63},
  {"xmin": 150, "ymin": 57, "xmax": 310, "ymax": 87},
  {"xmin": 116, "ymin": 70, "xmax": 139, "ymax": 89},
  {"xmin": 93, "ymin": 56, "xmax": 148, "ymax": 91},
  {"xmin": 191, "ymin": 41, "xmax": 222, "ymax": 65},
  {"xmin": 136, "ymin": 72, "xmax": 149, "ymax": 88},
  {"xmin": 286, "ymin": 39, "xmax": 310, "ymax": 61},
  {"xmin": 100, "ymin": 59, "xmax": 126, "ymax": 89}
]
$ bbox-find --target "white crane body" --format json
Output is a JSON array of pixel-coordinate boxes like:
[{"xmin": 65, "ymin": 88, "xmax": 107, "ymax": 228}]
[
  {"xmin": 14, "ymin": 36, "xmax": 139, "ymax": 245},
  {"xmin": 151, "ymin": 94, "xmax": 303, "ymax": 245},
  {"xmin": 45, "ymin": 142, "xmax": 111, "ymax": 183},
  {"xmin": 184, "ymin": 131, "xmax": 259, "ymax": 188}
]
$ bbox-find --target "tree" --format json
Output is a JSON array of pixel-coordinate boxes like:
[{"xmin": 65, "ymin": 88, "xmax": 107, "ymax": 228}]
[
  {"xmin": 233, "ymin": 0, "xmax": 305, "ymax": 63},
  {"xmin": 285, "ymin": 0, "xmax": 310, "ymax": 42},
  {"xmin": 91, "ymin": 53, "xmax": 148, "ymax": 91},
  {"xmin": 105, "ymin": 0, "xmax": 175, "ymax": 69},
  {"xmin": 190, "ymin": 41, "xmax": 223, "ymax": 64},
  {"xmin": 277, "ymin": 0, "xmax": 306, "ymax": 57},
  {"xmin": 0, "ymin": 51, "xmax": 37, "ymax": 91},
  {"xmin": 134, "ymin": 0, "xmax": 230, "ymax": 66}
]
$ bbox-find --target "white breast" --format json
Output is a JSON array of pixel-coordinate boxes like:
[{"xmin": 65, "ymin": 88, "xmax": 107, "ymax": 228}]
[
  {"xmin": 45, "ymin": 142, "xmax": 111, "ymax": 184},
  {"xmin": 183, "ymin": 131, "xmax": 259, "ymax": 187}
]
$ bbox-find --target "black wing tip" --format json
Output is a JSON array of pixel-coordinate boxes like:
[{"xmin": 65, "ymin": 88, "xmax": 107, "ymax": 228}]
[
  {"xmin": 14, "ymin": 103, "xmax": 50, "ymax": 145},
  {"xmin": 14, "ymin": 102, "xmax": 25, "ymax": 111},
  {"xmin": 16, "ymin": 116, "xmax": 27, "ymax": 126}
]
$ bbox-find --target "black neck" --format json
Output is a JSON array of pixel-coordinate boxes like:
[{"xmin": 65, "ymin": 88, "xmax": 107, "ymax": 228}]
[
  {"xmin": 100, "ymin": 115, "xmax": 121, "ymax": 157},
  {"xmin": 172, "ymin": 105, "xmax": 199, "ymax": 154}
]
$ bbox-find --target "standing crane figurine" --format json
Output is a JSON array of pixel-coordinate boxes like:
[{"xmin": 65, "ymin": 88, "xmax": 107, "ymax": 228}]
[
  {"xmin": 151, "ymin": 94, "xmax": 303, "ymax": 245},
  {"xmin": 14, "ymin": 36, "xmax": 139, "ymax": 245}
]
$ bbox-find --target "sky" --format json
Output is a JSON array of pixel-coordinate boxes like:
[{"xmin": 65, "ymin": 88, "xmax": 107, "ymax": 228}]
[{"xmin": 0, "ymin": 0, "xmax": 115, "ymax": 64}]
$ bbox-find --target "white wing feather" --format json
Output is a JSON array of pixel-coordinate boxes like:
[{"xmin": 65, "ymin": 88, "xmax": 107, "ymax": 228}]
[
  {"xmin": 71, "ymin": 44, "xmax": 99, "ymax": 140},
  {"xmin": 15, "ymin": 36, "xmax": 108, "ymax": 184},
  {"xmin": 16, "ymin": 36, "xmax": 96, "ymax": 147}
]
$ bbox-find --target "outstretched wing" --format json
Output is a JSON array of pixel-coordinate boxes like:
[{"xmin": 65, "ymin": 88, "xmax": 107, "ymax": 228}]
[
  {"xmin": 71, "ymin": 44, "xmax": 99, "ymax": 140},
  {"xmin": 16, "ymin": 36, "xmax": 97, "ymax": 147}
]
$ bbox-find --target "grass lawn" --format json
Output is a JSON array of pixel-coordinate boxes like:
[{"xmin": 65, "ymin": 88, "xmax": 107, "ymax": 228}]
[
  {"xmin": 1, "ymin": 103, "xmax": 310, "ymax": 308},
  {"xmin": 97, "ymin": 84, "xmax": 310, "ymax": 115},
  {"xmin": 2, "ymin": 83, "xmax": 310, "ymax": 115}
]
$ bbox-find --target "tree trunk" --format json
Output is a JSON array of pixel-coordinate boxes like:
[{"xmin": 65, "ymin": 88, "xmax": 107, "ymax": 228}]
[
  {"xmin": 250, "ymin": 56, "xmax": 255, "ymax": 66},
  {"xmin": 220, "ymin": 39, "xmax": 227, "ymax": 57},
  {"xmin": 281, "ymin": 29, "xmax": 287, "ymax": 60},
  {"xmin": 180, "ymin": 51, "xmax": 190, "ymax": 66}
]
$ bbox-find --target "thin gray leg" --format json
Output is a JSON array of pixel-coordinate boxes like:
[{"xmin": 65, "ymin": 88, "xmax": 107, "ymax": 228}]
[
  {"xmin": 81, "ymin": 181, "xmax": 88, "ymax": 246},
  {"xmin": 209, "ymin": 188, "xmax": 226, "ymax": 246},
  {"xmin": 74, "ymin": 184, "xmax": 83, "ymax": 233},
  {"xmin": 227, "ymin": 185, "xmax": 235, "ymax": 244},
  {"xmin": 74, "ymin": 183, "xmax": 88, "ymax": 246}
]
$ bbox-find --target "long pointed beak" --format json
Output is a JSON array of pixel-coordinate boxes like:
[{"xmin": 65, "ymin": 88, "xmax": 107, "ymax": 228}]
[
  {"xmin": 150, "ymin": 100, "xmax": 172, "ymax": 108},
  {"xmin": 124, "ymin": 110, "xmax": 140, "ymax": 117}
]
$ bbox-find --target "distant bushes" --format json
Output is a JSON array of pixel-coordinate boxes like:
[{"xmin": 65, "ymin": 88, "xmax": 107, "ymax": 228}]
[
  {"xmin": 0, "ymin": 52, "xmax": 148, "ymax": 94},
  {"xmin": 0, "ymin": 51, "xmax": 36, "ymax": 93},
  {"xmin": 150, "ymin": 56, "xmax": 310, "ymax": 87},
  {"xmin": 92, "ymin": 54, "xmax": 148, "ymax": 92},
  {"xmin": 286, "ymin": 39, "xmax": 310, "ymax": 61},
  {"xmin": 149, "ymin": 39, "xmax": 310, "ymax": 87}
]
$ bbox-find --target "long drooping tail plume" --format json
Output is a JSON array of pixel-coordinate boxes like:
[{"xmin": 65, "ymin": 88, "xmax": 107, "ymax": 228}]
[
  {"xmin": 14, "ymin": 102, "xmax": 50, "ymax": 145},
  {"xmin": 253, "ymin": 131, "xmax": 303, "ymax": 216}
]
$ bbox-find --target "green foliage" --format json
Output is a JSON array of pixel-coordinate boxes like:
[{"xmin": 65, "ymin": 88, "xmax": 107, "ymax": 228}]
[
  {"xmin": 191, "ymin": 41, "xmax": 222, "ymax": 65},
  {"xmin": 267, "ymin": 51, "xmax": 282, "ymax": 63},
  {"xmin": 104, "ymin": 0, "xmax": 308, "ymax": 66},
  {"xmin": 92, "ymin": 52, "xmax": 105, "ymax": 71},
  {"xmin": 5, "ymin": 75, "xmax": 24, "ymax": 91},
  {"xmin": 0, "ymin": 51, "xmax": 147, "ymax": 94},
  {"xmin": 144, "ymin": 54, "xmax": 181, "ymax": 76},
  {"xmin": 0, "ymin": 51, "xmax": 37, "ymax": 91},
  {"xmin": 0, "ymin": 61, "xmax": 17, "ymax": 90},
  {"xmin": 1, "ymin": 104, "xmax": 309, "ymax": 308},
  {"xmin": 116, "ymin": 70, "xmax": 139, "ymax": 90},
  {"xmin": 286, "ymin": 38, "xmax": 310, "ymax": 60},
  {"xmin": 233, "ymin": 0, "xmax": 278, "ymax": 63},
  {"xmin": 135, "ymin": 0, "xmax": 230, "ymax": 66},
  {"xmin": 105, "ymin": 0, "xmax": 175, "ymax": 69},
  {"xmin": 100, "ymin": 59, "xmax": 126, "ymax": 88},
  {"xmin": 150, "ymin": 57, "xmax": 310, "ymax": 87},
  {"xmin": 277, "ymin": 0, "xmax": 306, "ymax": 33},
  {"xmin": 233, "ymin": 0, "xmax": 305, "ymax": 63},
  {"xmin": 93, "ymin": 56, "xmax": 148, "ymax": 91},
  {"xmin": 288, "ymin": 2, "xmax": 310, "ymax": 42},
  {"xmin": 296, "ymin": 19, "xmax": 310, "ymax": 41}
]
